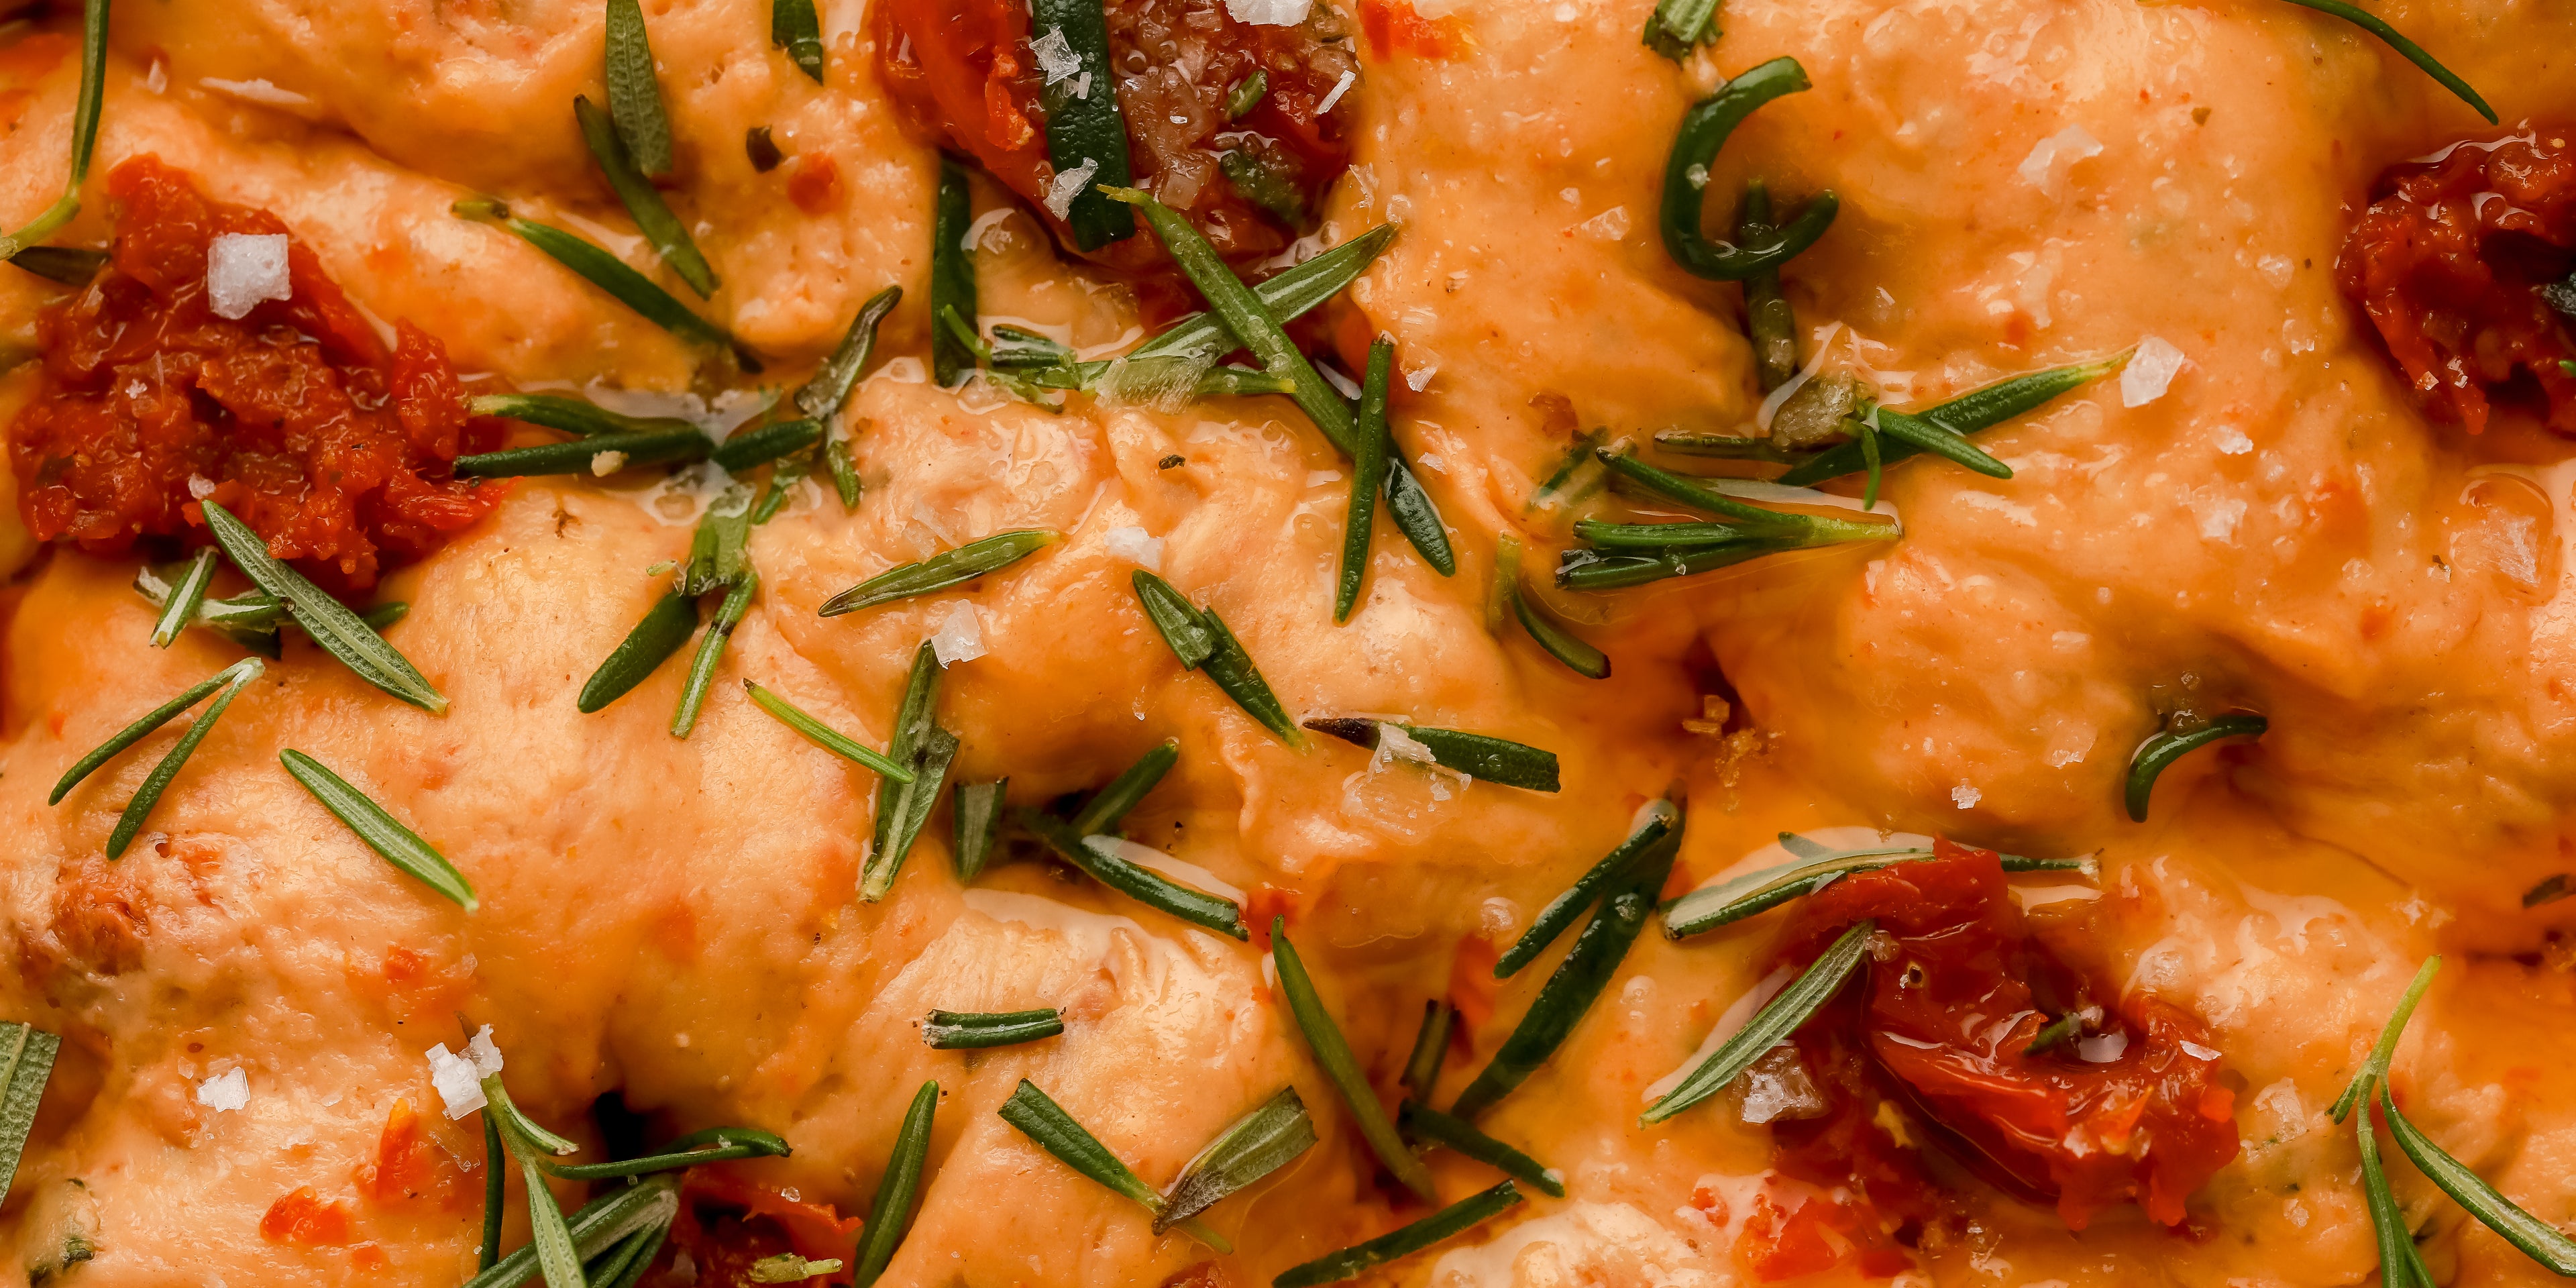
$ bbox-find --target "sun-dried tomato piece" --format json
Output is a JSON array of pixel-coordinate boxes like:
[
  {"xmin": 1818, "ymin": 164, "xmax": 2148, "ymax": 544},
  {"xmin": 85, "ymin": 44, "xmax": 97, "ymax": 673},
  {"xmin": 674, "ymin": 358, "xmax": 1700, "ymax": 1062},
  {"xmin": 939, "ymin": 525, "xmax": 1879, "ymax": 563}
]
[
  {"xmin": 2338, "ymin": 128, "xmax": 2576, "ymax": 435},
  {"xmin": 7, "ymin": 156, "xmax": 508, "ymax": 593}
]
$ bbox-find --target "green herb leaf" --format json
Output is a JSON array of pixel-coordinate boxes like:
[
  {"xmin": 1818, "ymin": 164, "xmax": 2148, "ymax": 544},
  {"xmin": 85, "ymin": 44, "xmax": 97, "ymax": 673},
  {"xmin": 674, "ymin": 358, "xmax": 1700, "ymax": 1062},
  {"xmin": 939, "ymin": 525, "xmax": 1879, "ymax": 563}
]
[
  {"xmin": 1640, "ymin": 0, "xmax": 1719, "ymax": 59},
  {"xmin": 101, "ymin": 657, "xmax": 262, "ymax": 859},
  {"xmin": 853, "ymin": 1081, "xmax": 938, "ymax": 1287},
  {"xmin": 1103, "ymin": 223, "xmax": 1396, "ymax": 376},
  {"xmin": 1024, "ymin": 813, "xmax": 1248, "ymax": 938},
  {"xmin": 743, "ymin": 680, "xmax": 914, "ymax": 780},
  {"xmin": 51, "ymin": 658, "xmax": 254, "ymax": 805},
  {"xmin": 2125, "ymin": 712, "xmax": 2265, "ymax": 821},
  {"xmin": 1651, "ymin": 430, "xmax": 1803, "ymax": 462},
  {"xmin": 0, "ymin": 1022, "xmax": 61, "ymax": 1209},
  {"xmin": 682, "ymin": 483, "xmax": 755, "ymax": 596},
  {"xmin": 2275, "ymin": 0, "xmax": 2493, "ymax": 123},
  {"xmin": 1862, "ymin": 406, "xmax": 2011, "ymax": 479},
  {"xmin": 1595, "ymin": 450, "xmax": 1825, "ymax": 530},
  {"xmin": 865, "ymin": 643, "xmax": 957, "ymax": 901},
  {"xmin": 1302, "ymin": 718, "xmax": 1560, "ymax": 793},
  {"xmin": 670, "ymin": 570, "xmax": 757, "ymax": 739},
  {"xmin": 585, "ymin": 1223, "xmax": 667, "ymax": 1288},
  {"xmin": 480, "ymin": 1114, "xmax": 506, "ymax": 1269},
  {"xmin": 455, "ymin": 199, "xmax": 755, "ymax": 370},
  {"xmin": 468, "ymin": 393, "xmax": 698, "ymax": 438},
  {"xmin": 820, "ymin": 530, "xmax": 1061, "ymax": 616},
  {"xmin": 1774, "ymin": 353, "xmax": 2127, "ymax": 487},
  {"xmin": 455, "ymin": 425, "xmax": 714, "ymax": 478},
  {"xmin": 747, "ymin": 1253, "xmax": 843, "ymax": 1283},
  {"xmin": 771, "ymin": 0, "xmax": 826, "ymax": 82},
  {"xmin": 484, "ymin": 1075, "xmax": 581, "ymax": 1158},
  {"xmin": 575, "ymin": 95, "xmax": 716, "ymax": 296},
  {"xmin": 1398, "ymin": 1101, "xmax": 1564, "ymax": 1197},
  {"xmin": 1030, "ymin": 0, "xmax": 1136, "ymax": 249},
  {"xmin": 922, "ymin": 1008, "xmax": 1065, "ymax": 1049},
  {"xmin": 517, "ymin": 1150, "xmax": 586, "ymax": 1288},
  {"xmin": 998, "ymin": 1079, "xmax": 1232, "ymax": 1251},
  {"xmin": 1452, "ymin": 833, "xmax": 1678, "ymax": 1120},
  {"xmin": 545, "ymin": 1126, "xmax": 792, "ymax": 1181},
  {"xmin": 1273, "ymin": 1181, "xmax": 1525, "ymax": 1288},
  {"xmin": 711, "ymin": 417, "xmax": 823, "ymax": 473},
  {"xmin": 1663, "ymin": 838, "xmax": 2092, "ymax": 938},
  {"xmin": 2023, "ymin": 1014, "xmax": 2082, "ymax": 1057},
  {"xmin": 604, "ymin": 0, "xmax": 674, "ymax": 177},
  {"xmin": 1660, "ymin": 59, "xmax": 1837, "ymax": 280},
  {"xmin": 1271, "ymin": 917, "xmax": 1438, "ymax": 1201},
  {"xmin": 1225, "ymin": 70, "xmax": 1268, "ymax": 119},
  {"xmin": 8, "ymin": 245, "xmax": 108, "ymax": 284},
  {"xmin": 1221, "ymin": 147, "xmax": 1307, "ymax": 228},
  {"xmin": 1508, "ymin": 580, "xmax": 1610, "ymax": 680},
  {"xmin": 2381, "ymin": 1080, "xmax": 2576, "ymax": 1273},
  {"xmin": 149, "ymin": 549, "xmax": 218, "ymax": 649},
  {"xmin": 1159, "ymin": 1086, "xmax": 1317, "ymax": 1230},
  {"xmin": 1499, "ymin": 802, "xmax": 1679, "ymax": 975},
  {"xmin": 1068, "ymin": 739, "xmax": 1179, "ymax": 836},
  {"xmin": 1401, "ymin": 1000, "xmax": 1453, "ymax": 1103},
  {"xmin": 2331, "ymin": 956, "xmax": 2442, "ymax": 1122},
  {"xmin": 1335, "ymin": 337, "xmax": 1393, "ymax": 622},
  {"xmin": 746, "ymin": 125, "xmax": 784, "ymax": 171},
  {"xmin": 1204, "ymin": 609, "xmax": 1304, "ymax": 745},
  {"xmin": 278, "ymin": 749, "xmax": 478, "ymax": 910},
  {"xmin": 988, "ymin": 324, "xmax": 1078, "ymax": 372},
  {"xmin": 201, "ymin": 500, "xmax": 447, "ymax": 712},
  {"xmin": 1640, "ymin": 919, "xmax": 1872, "ymax": 1124},
  {"xmin": 953, "ymin": 779, "xmax": 1007, "ymax": 881},
  {"xmin": 1737, "ymin": 182, "xmax": 1800, "ymax": 391},
  {"xmin": 2357, "ymin": 1094, "xmax": 2436, "ymax": 1288},
  {"xmin": 1132, "ymin": 570, "xmax": 1216, "ymax": 668},
  {"xmin": 932, "ymin": 156, "xmax": 979, "ymax": 388},
  {"xmin": 0, "ymin": 0, "xmax": 105, "ymax": 262},
  {"xmin": 751, "ymin": 447, "xmax": 812, "ymax": 523},
  {"xmin": 578, "ymin": 590, "xmax": 700, "ymax": 713},
  {"xmin": 798, "ymin": 285, "xmax": 904, "ymax": 423},
  {"xmin": 458, "ymin": 1173, "xmax": 682, "ymax": 1288},
  {"xmin": 1526, "ymin": 429, "xmax": 1611, "ymax": 516}
]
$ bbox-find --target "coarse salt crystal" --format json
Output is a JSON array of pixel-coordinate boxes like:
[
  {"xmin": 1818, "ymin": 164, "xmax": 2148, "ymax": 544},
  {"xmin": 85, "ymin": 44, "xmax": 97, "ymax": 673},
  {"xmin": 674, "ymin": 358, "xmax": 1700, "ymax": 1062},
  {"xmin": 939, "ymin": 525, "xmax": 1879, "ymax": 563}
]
[
  {"xmin": 196, "ymin": 1067, "xmax": 248, "ymax": 1112},
  {"xmin": 200, "ymin": 76, "xmax": 311, "ymax": 108},
  {"xmin": 427, "ymin": 1025, "xmax": 504, "ymax": 1120},
  {"xmin": 1374, "ymin": 723, "xmax": 1439, "ymax": 770},
  {"xmin": 205, "ymin": 233, "xmax": 291, "ymax": 321},
  {"xmin": 1225, "ymin": 0, "xmax": 1313, "ymax": 23},
  {"xmin": 2078, "ymin": 1030, "xmax": 2130, "ymax": 1063},
  {"xmin": 1043, "ymin": 160, "xmax": 1099, "ymax": 221},
  {"xmin": 1104, "ymin": 525, "xmax": 1164, "ymax": 572},
  {"xmin": 1951, "ymin": 784, "xmax": 1981, "ymax": 808},
  {"xmin": 590, "ymin": 450, "xmax": 629, "ymax": 476},
  {"xmin": 1315, "ymin": 69, "xmax": 1356, "ymax": 115},
  {"xmin": 187, "ymin": 474, "xmax": 217, "ymax": 500},
  {"xmin": 1030, "ymin": 28, "xmax": 1081, "ymax": 85},
  {"xmin": 2121, "ymin": 335, "xmax": 2187, "ymax": 408},
  {"xmin": 2017, "ymin": 125, "xmax": 2102, "ymax": 193},
  {"xmin": 2214, "ymin": 425, "xmax": 2253, "ymax": 455},
  {"xmin": 930, "ymin": 602, "xmax": 985, "ymax": 667}
]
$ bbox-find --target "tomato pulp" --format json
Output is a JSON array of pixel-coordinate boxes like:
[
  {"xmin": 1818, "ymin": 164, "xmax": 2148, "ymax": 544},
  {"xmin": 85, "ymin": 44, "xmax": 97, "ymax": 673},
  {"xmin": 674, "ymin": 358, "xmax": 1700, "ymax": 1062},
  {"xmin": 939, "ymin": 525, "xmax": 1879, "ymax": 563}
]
[{"xmin": 8, "ymin": 156, "xmax": 506, "ymax": 592}]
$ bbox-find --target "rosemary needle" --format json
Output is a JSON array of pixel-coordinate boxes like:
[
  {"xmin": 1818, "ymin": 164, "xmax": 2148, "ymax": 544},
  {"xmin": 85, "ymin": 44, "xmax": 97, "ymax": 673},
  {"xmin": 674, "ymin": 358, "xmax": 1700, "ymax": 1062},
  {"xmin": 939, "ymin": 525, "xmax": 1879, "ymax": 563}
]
[
  {"xmin": 922, "ymin": 1008, "xmax": 1064, "ymax": 1049},
  {"xmin": 2124, "ymin": 713, "xmax": 2266, "ymax": 822},
  {"xmin": 864, "ymin": 643, "xmax": 958, "ymax": 901},
  {"xmin": 480, "ymin": 1116, "xmax": 505, "ymax": 1268},
  {"xmin": 1497, "ymin": 801, "xmax": 1679, "ymax": 977},
  {"xmin": 1639, "ymin": 920, "xmax": 1874, "ymax": 1124},
  {"xmin": 1662, "ymin": 840, "xmax": 2092, "ymax": 938},
  {"xmin": 280, "ymin": 749, "xmax": 478, "ymax": 910},
  {"xmin": 1774, "ymin": 352, "xmax": 2127, "ymax": 487},
  {"xmin": 460, "ymin": 1175, "xmax": 681, "ymax": 1288},
  {"xmin": 2330, "ymin": 956, "xmax": 2442, "ymax": 1123},
  {"xmin": 96, "ymin": 658, "xmax": 263, "ymax": 859},
  {"xmin": 742, "ymin": 681, "xmax": 913, "ymax": 780},
  {"xmin": 1401, "ymin": 1000, "xmax": 1454, "ymax": 1102},
  {"xmin": 1737, "ymin": 181, "xmax": 1801, "ymax": 391},
  {"xmin": 1129, "ymin": 572, "xmax": 1303, "ymax": 746},
  {"xmin": 798, "ymin": 286, "xmax": 902, "ymax": 510},
  {"xmin": 545, "ymin": 1126, "xmax": 792, "ymax": 1180},
  {"xmin": 150, "ymin": 549, "xmax": 219, "ymax": 649},
  {"xmin": 1271, "ymin": 917, "xmax": 1438, "ymax": 1202},
  {"xmin": 710, "ymin": 417, "xmax": 822, "ymax": 473},
  {"xmin": 52, "ymin": 659, "xmax": 256, "ymax": 805},
  {"xmin": 1084, "ymin": 223, "xmax": 1396, "ymax": 386},
  {"xmin": 579, "ymin": 590, "xmax": 700, "ymax": 714},
  {"xmin": 1067, "ymin": 739, "xmax": 1179, "ymax": 835},
  {"xmin": 820, "ymin": 530, "xmax": 1062, "ymax": 615},
  {"xmin": 1024, "ymin": 813, "xmax": 1248, "ymax": 938},
  {"xmin": 1397, "ymin": 1101, "xmax": 1564, "ymax": 1197},
  {"xmin": 1660, "ymin": 59, "xmax": 1838, "ymax": 281},
  {"xmin": 951, "ymin": 780, "xmax": 1010, "ymax": 881},
  {"xmin": 8, "ymin": 245, "xmax": 107, "ymax": 284},
  {"xmin": 0, "ymin": 0, "xmax": 105, "ymax": 262},
  {"xmin": 1335, "ymin": 337, "xmax": 1393, "ymax": 623},
  {"xmin": 0, "ymin": 1022, "xmax": 61, "ymax": 1208},
  {"xmin": 603, "ymin": 0, "xmax": 674, "ymax": 178},
  {"xmin": 1159, "ymin": 1087, "xmax": 1316, "ymax": 1231},
  {"xmin": 998, "ymin": 1080, "xmax": 1230, "ymax": 1251},
  {"xmin": 853, "ymin": 1081, "xmax": 938, "ymax": 1287},
  {"xmin": 1301, "ymin": 719, "xmax": 1560, "ymax": 792},
  {"xmin": 771, "ymin": 0, "xmax": 826, "ymax": 83},
  {"xmin": 468, "ymin": 393, "xmax": 696, "ymax": 438},
  {"xmin": 931, "ymin": 156, "xmax": 979, "ymax": 388},
  {"xmin": 1507, "ymin": 578, "xmax": 1611, "ymax": 680},
  {"xmin": 575, "ymin": 95, "xmax": 715, "ymax": 297},
  {"xmin": 453, "ymin": 198, "xmax": 757, "ymax": 372},
  {"xmin": 1640, "ymin": 0, "xmax": 1718, "ymax": 60},
  {"xmin": 1030, "ymin": 0, "xmax": 1135, "ymax": 249},
  {"xmin": 2274, "ymin": 0, "xmax": 2494, "ymax": 124},
  {"xmin": 454, "ymin": 425, "xmax": 713, "ymax": 478},
  {"xmin": 1273, "ymin": 1181, "xmax": 1525, "ymax": 1288},
  {"xmin": 201, "ymin": 500, "xmax": 446, "ymax": 712}
]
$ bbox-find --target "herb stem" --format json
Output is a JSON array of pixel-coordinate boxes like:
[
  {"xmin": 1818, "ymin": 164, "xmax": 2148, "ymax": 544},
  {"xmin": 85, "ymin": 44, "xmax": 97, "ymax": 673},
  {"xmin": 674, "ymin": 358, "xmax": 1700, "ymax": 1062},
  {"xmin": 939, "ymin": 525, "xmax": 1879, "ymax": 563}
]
[
  {"xmin": 0, "ymin": 0, "xmax": 104, "ymax": 262},
  {"xmin": 1660, "ymin": 60, "xmax": 1838, "ymax": 280},
  {"xmin": 1271, "ymin": 918, "xmax": 1438, "ymax": 1202},
  {"xmin": 2124, "ymin": 713, "xmax": 2266, "ymax": 822}
]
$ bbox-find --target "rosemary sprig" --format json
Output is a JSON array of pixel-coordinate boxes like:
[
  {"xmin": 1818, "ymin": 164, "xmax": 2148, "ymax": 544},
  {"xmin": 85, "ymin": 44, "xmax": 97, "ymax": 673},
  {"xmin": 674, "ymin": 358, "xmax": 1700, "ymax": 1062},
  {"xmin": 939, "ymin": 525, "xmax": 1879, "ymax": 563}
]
[
  {"xmin": 953, "ymin": 779, "xmax": 1006, "ymax": 880},
  {"xmin": 2382, "ymin": 1081, "xmax": 2576, "ymax": 1273},
  {"xmin": 585, "ymin": 1224, "xmax": 662, "ymax": 1288},
  {"xmin": 1032, "ymin": 0, "xmax": 1135, "ymax": 249},
  {"xmin": 1398, "ymin": 1101, "xmax": 1564, "ymax": 1197},
  {"xmin": 1068, "ymin": 739, "xmax": 1179, "ymax": 835},
  {"xmin": 201, "ymin": 500, "xmax": 446, "ymax": 712},
  {"xmin": 52, "ymin": 657, "xmax": 256, "ymax": 806},
  {"xmin": 1302, "ymin": 719, "xmax": 1560, "ymax": 792},
  {"xmin": 603, "ymin": 0, "xmax": 674, "ymax": 177},
  {"xmin": 1660, "ymin": 59, "xmax": 1837, "ymax": 281},
  {"xmin": 469, "ymin": 393, "xmax": 696, "ymax": 437},
  {"xmin": 771, "ymin": 0, "xmax": 825, "ymax": 83},
  {"xmin": 711, "ymin": 417, "xmax": 821, "ymax": 473},
  {"xmin": 1554, "ymin": 529, "xmax": 1890, "ymax": 590},
  {"xmin": 1506, "ymin": 577, "xmax": 1611, "ymax": 680},
  {"xmin": 0, "ymin": 0, "xmax": 105, "ymax": 262},
  {"xmin": 2357, "ymin": 1094, "xmax": 2435, "ymax": 1288},
  {"xmin": 998, "ymin": 1079, "xmax": 1230, "ymax": 1250},
  {"xmin": 1640, "ymin": 0, "xmax": 1717, "ymax": 60},
  {"xmin": 853, "ymin": 1081, "xmax": 938, "ymax": 1287},
  {"xmin": 1159, "ymin": 1087, "xmax": 1316, "ymax": 1230},
  {"xmin": 1738, "ymin": 182, "xmax": 1799, "ymax": 390},
  {"xmin": 0, "ymin": 1022, "xmax": 61, "ymax": 1208},
  {"xmin": 1274, "ymin": 1181, "xmax": 1525, "ymax": 1288},
  {"xmin": 1664, "ymin": 837, "xmax": 2094, "ymax": 938},
  {"xmin": 2275, "ymin": 0, "xmax": 2493, "ymax": 123},
  {"xmin": 865, "ymin": 643, "xmax": 958, "ymax": 901},
  {"xmin": 1271, "ymin": 916, "xmax": 1438, "ymax": 1200},
  {"xmin": 575, "ymin": 95, "xmax": 714, "ymax": 297},
  {"xmin": 798, "ymin": 286, "xmax": 902, "ymax": 508},
  {"xmin": 454, "ymin": 198, "xmax": 755, "ymax": 370},
  {"xmin": 683, "ymin": 482, "xmax": 755, "ymax": 594},
  {"xmin": 455, "ymin": 425, "xmax": 713, "ymax": 478},
  {"xmin": 1497, "ymin": 801, "xmax": 1680, "ymax": 976},
  {"xmin": 1335, "ymin": 337, "xmax": 1393, "ymax": 623},
  {"xmin": 480, "ymin": 1075, "xmax": 585, "ymax": 1288},
  {"xmin": 742, "ymin": 681, "xmax": 913, "ymax": 780},
  {"xmin": 481, "ymin": 1116, "xmax": 505, "ymax": 1268},
  {"xmin": 922, "ymin": 1008, "xmax": 1063, "ymax": 1049},
  {"xmin": 2330, "ymin": 957, "xmax": 2442, "ymax": 1123},
  {"xmin": 1130, "ymin": 572, "xmax": 1303, "ymax": 746},
  {"xmin": 1450, "ymin": 831, "xmax": 1678, "ymax": 1120},
  {"xmin": 459, "ymin": 1173, "xmax": 681, "ymax": 1288},
  {"xmin": 1597, "ymin": 450, "xmax": 1866, "ymax": 534},
  {"xmin": 1774, "ymin": 353, "xmax": 2126, "ymax": 487},
  {"xmin": 1640, "ymin": 919, "xmax": 1874, "ymax": 1124},
  {"xmin": 670, "ymin": 569, "xmax": 757, "ymax": 738},
  {"xmin": 2125, "ymin": 713, "xmax": 2265, "ymax": 821},
  {"xmin": 578, "ymin": 590, "xmax": 699, "ymax": 712},
  {"xmin": 932, "ymin": 156, "xmax": 978, "ymax": 388},
  {"xmin": 94, "ymin": 658, "xmax": 263, "ymax": 859},
  {"xmin": 1082, "ymin": 223, "xmax": 1396, "ymax": 385},
  {"xmin": 545, "ymin": 1126, "xmax": 792, "ymax": 1180},
  {"xmin": 820, "ymin": 531, "xmax": 1061, "ymax": 616},
  {"xmin": 1024, "ymin": 813, "xmax": 1248, "ymax": 938},
  {"xmin": 150, "ymin": 549, "xmax": 219, "ymax": 648},
  {"xmin": 279, "ymin": 749, "xmax": 478, "ymax": 910},
  {"xmin": 1401, "ymin": 1000, "xmax": 1453, "ymax": 1102}
]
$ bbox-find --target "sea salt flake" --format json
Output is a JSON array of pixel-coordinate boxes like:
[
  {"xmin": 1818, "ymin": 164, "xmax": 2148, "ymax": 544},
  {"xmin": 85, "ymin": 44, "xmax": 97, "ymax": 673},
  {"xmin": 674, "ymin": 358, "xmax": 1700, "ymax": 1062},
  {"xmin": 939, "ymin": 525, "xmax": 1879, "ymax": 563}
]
[
  {"xmin": 1225, "ymin": 0, "xmax": 1313, "ymax": 24},
  {"xmin": 1951, "ymin": 784, "xmax": 1982, "ymax": 808},
  {"xmin": 2121, "ymin": 335, "xmax": 2187, "ymax": 407},
  {"xmin": 2017, "ymin": 125, "xmax": 2102, "ymax": 193},
  {"xmin": 187, "ymin": 474, "xmax": 217, "ymax": 500},
  {"xmin": 1315, "ymin": 69, "xmax": 1356, "ymax": 115},
  {"xmin": 1030, "ymin": 28, "xmax": 1081, "ymax": 85},
  {"xmin": 196, "ymin": 1067, "xmax": 248, "ymax": 1112},
  {"xmin": 1374, "ymin": 724, "xmax": 1439, "ymax": 769},
  {"xmin": 1043, "ymin": 159, "xmax": 1099, "ymax": 220},
  {"xmin": 1104, "ymin": 525, "xmax": 1164, "ymax": 572},
  {"xmin": 427, "ymin": 1025, "xmax": 503, "ymax": 1120},
  {"xmin": 589, "ymin": 450, "xmax": 629, "ymax": 476},
  {"xmin": 930, "ymin": 602, "xmax": 985, "ymax": 667},
  {"xmin": 1735, "ymin": 1045, "xmax": 1827, "ymax": 1124},
  {"xmin": 206, "ymin": 233, "xmax": 291, "ymax": 320},
  {"xmin": 2214, "ymin": 425, "xmax": 2253, "ymax": 455},
  {"xmin": 2078, "ymin": 1030, "xmax": 2130, "ymax": 1063},
  {"xmin": 201, "ymin": 76, "xmax": 311, "ymax": 108}
]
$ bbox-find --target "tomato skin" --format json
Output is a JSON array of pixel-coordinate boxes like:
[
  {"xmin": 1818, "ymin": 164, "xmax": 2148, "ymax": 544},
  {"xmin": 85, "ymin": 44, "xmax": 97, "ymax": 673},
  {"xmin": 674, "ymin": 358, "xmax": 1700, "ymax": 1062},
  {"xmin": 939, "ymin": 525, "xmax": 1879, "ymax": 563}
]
[
  {"xmin": 7, "ymin": 156, "xmax": 506, "ymax": 594},
  {"xmin": 1772, "ymin": 841, "xmax": 2239, "ymax": 1231},
  {"xmin": 259, "ymin": 1186, "xmax": 354, "ymax": 1246},
  {"xmin": 661, "ymin": 1170, "xmax": 866, "ymax": 1288},
  {"xmin": 358, "ymin": 1097, "xmax": 467, "ymax": 1210},
  {"xmin": 2337, "ymin": 128, "xmax": 2576, "ymax": 435}
]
